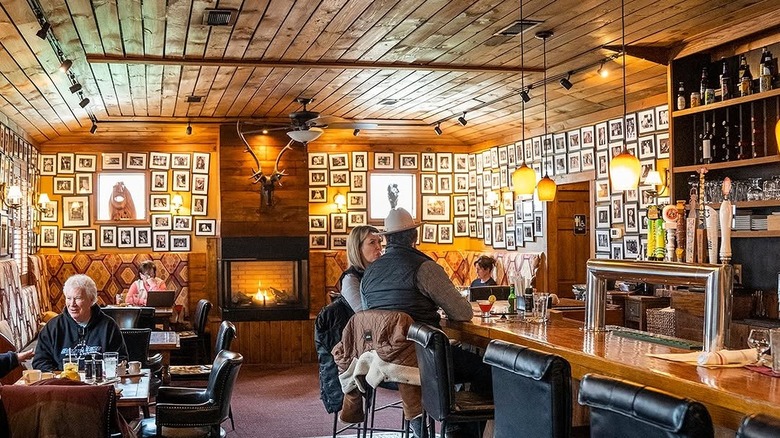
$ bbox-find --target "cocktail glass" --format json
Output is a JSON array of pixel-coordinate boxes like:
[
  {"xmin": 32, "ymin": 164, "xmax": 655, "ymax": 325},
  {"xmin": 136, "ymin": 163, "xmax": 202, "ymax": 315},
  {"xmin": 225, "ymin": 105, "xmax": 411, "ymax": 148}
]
[{"xmin": 477, "ymin": 300, "xmax": 494, "ymax": 319}]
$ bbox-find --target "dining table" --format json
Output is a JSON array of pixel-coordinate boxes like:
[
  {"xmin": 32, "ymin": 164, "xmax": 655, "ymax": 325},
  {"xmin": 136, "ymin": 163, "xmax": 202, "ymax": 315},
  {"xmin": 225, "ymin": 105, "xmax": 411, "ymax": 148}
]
[{"xmin": 150, "ymin": 330, "xmax": 180, "ymax": 384}]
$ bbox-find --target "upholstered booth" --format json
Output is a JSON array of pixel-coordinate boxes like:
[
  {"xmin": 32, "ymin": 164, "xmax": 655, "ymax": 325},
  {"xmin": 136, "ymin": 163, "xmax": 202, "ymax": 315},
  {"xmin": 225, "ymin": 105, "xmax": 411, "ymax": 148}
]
[{"xmin": 736, "ymin": 413, "xmax": 780, "ymax": 438}]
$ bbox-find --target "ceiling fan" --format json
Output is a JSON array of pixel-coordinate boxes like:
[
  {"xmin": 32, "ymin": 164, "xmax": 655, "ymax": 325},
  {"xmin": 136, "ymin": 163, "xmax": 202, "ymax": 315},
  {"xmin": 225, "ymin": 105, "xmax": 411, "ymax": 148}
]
[{"xmin": 239, "ymin": 97, "xmax": 378, "ymax": 144}]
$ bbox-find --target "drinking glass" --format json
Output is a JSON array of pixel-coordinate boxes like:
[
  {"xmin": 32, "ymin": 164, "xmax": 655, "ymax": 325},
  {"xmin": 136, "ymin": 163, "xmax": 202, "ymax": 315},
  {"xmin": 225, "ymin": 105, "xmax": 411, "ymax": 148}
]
[
  {"xmin": 529, "ymin": 292, "xmax": 550, "ymax": 324},
  {"xmin": 104, "ymin": 352, "xmax": 119, "ymax": 379},
  {"xmin": 747, "ymin": 329, "xmax": 770, "ymax": 363},
  {"xmin": 477, "ymin": 300, "xmax": 494, "ymax": 319},
  {"xmin": 747, "ymin": 178, "xmax": 764, "ymax": 201}
]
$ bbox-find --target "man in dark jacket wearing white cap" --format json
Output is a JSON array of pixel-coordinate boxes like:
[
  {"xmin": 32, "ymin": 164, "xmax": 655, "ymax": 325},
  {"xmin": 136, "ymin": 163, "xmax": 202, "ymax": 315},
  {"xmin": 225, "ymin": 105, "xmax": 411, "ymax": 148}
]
[{"xmin": 361, "ymin": 207, "xmax": 491, "ymax": 438}]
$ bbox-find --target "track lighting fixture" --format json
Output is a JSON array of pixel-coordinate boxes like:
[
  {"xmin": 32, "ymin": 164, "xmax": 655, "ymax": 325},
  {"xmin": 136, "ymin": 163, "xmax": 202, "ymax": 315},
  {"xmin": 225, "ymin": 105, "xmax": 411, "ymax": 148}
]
[
  {"xmin": 353, "ymin": 128, "xmax": 360, "ymax": 136},
  {"xmin": 186, "ymin": 121, "xmax": 192, "ymax": 135},
  {"xmin": 69, "ymin": 83, "xmax": 82, "ymax": 93},
  {"xmin": 36, "ymin": 22, "xmax": 50, "ymax": 40},
  {"xmin": 90, "ymin": 123, "xmax": 97, "ymax": 134},
  {"xmin": 78, "ymin": 97, "xmax": 90, "ymax": 108},
  {"xmin": 59, "ymin": 59, "xmax": 72, "ymax": 73},
  {"xmin": 434, "ymin": 123, "xmax": 442, "ymax": 136},
  {"xmin": 597, "ymin": 61, "xmax": 609, "ymax": 78},
  {"xmin": 519, "ymin": 87, "xmax": 531, "ymax": 103},
  {"xmin": 559, "ymin": 73, "xmax": 573, "ymax": 90},
  {"xmin": 261, "ymin": 128, "xmax": 269, "ymax": 135},
  {"xmin": 457, "ymin": 113, "xmax": 467, "ymax": 126}
]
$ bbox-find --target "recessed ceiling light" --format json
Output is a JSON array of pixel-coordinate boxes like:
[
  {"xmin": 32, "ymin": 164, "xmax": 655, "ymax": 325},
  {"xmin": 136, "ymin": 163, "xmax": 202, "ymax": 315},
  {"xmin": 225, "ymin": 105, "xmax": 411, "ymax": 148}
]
[{"xmin": 186, "ymin": 95, "xmax": 203, "ymax": 103}]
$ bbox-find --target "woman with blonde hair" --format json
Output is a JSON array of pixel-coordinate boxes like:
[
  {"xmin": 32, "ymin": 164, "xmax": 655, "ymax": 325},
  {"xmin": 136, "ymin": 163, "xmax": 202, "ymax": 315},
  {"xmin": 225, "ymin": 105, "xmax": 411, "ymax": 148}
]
[{"xmin": 340, "ymin": 225, "xmax": 382, "ymax": 312}]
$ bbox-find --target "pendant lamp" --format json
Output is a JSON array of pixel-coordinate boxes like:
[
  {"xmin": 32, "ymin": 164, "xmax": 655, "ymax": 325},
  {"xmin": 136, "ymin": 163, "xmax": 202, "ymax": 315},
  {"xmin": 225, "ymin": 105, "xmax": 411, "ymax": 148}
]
[
  {"xmin": 609, "ymin": 0, "xmax": 641, "ymax": 191},
  {"xmin": 512, "ymin": 0, "xmax": 537, "ymax": 197},
  {"xmin": 536, "ymin": 30, "xmax": 556, "ymax": 202}
]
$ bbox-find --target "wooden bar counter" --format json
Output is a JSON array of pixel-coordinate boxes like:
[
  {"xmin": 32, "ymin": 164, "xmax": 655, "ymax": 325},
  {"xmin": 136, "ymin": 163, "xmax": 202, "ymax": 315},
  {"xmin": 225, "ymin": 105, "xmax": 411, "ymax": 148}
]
[{"xmin": 443, "ymin": 315, "xmax": 780, "ymax": 431}]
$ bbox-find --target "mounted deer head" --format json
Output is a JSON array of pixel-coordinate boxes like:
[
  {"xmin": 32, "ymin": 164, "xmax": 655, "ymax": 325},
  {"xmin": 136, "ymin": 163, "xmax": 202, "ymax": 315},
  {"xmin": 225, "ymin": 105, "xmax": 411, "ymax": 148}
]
[{"xmin": 237, "ymin": 121, "xmax": 293, "ymax": 208}]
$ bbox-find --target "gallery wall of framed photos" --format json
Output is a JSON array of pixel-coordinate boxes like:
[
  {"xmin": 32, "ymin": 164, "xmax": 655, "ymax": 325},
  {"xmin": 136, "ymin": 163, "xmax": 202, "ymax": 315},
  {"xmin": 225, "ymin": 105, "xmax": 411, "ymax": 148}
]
[{"xmin": 37, "ymin": 148, "xmax": 219, "ymax": 254}]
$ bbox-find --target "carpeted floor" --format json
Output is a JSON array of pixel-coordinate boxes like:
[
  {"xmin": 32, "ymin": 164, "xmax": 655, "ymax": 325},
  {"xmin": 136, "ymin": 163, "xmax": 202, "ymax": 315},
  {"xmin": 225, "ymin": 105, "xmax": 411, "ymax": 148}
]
[{"xmin": 223, "ymin": 363, "xmax": 408, "ymax": 438}]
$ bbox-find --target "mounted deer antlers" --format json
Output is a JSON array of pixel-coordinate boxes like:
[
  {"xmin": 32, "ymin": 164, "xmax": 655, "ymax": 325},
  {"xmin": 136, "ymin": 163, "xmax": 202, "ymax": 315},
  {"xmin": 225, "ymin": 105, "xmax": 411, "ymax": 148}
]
[{"xmin": 237, "ymin": 121, "xmax": 293, "ymax": 208}]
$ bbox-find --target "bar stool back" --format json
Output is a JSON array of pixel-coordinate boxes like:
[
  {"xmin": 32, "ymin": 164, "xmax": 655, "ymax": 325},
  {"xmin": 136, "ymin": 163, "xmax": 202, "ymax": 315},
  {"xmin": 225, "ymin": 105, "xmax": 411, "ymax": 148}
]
[
  {"xmin": 736, "ymin": 413, "xmax": 780, "ymax": 438},
  {"xmin": 483, "ymin": 339, "xmax": 574, "ymax": 438},
  {"xmin": 578, "ymin": 374, "xmax": 714, "ymax": 438}
]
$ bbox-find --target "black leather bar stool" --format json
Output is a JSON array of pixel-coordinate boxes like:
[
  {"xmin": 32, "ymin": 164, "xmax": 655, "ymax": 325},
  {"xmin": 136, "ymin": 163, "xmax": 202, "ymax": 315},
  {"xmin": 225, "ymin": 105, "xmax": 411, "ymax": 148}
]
[
  {"xmin": 483, "ymin": 339, "xmax": 584, "ymax": 438},
  {"xmin": 578, "ymin": 373, "xmax": 714, "ymax": 438},
  {"xmin": 407, "ymin": 322, "xmax": 494, "ymax": 438},
  {"xmin": 736, "ymin": 413, "xmax": 780, "ymax": 438}
]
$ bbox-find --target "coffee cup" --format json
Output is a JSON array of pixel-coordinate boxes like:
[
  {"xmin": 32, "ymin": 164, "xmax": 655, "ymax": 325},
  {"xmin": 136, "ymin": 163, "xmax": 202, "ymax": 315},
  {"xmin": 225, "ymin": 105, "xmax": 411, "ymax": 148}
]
[
  {"xmin": 116, "ymin": 361, "xmax": 127, "ymax": 376},
  {"xmin": 128, "ymin": 361, "xmax": 142, "ymax": 375},
  {"xmin": 22, "ymin": 369, "xmax": 41, "ymax": 383}
]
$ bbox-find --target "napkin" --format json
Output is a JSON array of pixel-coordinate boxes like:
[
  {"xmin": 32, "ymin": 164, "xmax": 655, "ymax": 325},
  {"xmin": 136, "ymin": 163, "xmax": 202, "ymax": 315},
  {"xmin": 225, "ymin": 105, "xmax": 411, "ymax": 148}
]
[{"xmin": 647, "ymin": 348, "xmax": 756, "ymax": 367}]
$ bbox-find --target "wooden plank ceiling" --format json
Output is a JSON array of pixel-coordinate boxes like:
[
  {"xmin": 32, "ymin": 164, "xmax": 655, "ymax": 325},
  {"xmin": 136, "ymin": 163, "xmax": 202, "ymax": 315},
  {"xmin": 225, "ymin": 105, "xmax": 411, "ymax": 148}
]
[{"xmin": 0, "ymin": 0, "xmax": 779, "ymax": 147}]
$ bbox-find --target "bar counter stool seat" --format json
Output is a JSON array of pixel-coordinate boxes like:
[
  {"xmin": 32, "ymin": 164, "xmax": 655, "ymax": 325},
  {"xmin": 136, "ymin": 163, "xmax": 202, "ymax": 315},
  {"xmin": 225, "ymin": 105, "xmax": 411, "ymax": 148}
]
[
  {"xmin": 483, "ymin": 339, "xmax": 586, "ymax": 438},
  {"xmin": 736, "ymin": 413, "xmax": 780, "ymax": 438},
  {"xmin": 578, "ymin": 373, "xmax": 714, "ymax": 438}
]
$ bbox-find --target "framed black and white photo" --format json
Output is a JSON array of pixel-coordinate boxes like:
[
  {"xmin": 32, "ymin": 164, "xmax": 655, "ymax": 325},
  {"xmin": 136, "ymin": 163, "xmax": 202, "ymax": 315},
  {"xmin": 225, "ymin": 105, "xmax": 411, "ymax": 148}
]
[
  {"xmin": 352, "ymin": 151, "xmax": 368, "ymax": 171},
  {"xmin": 151, "ymin": 214, "xmax": 172, "ymax": 230},
  {"xmin": 454, "ymin": 217, "xmax": 469, "ymax": 237},
  {"xmin": 436, "ymin": 153, "xmax": 453, "ymax": 173},
  {"xmin": 368, "ymin": 173, "xmax": 417, "ymax": 221},
  {"xmin": 421, "ymin": 152, "xmax": 436, "ymax": 172},
  {"xmin": 41, "ymin": 225, "xmax": 58, "ymax": 247},
  {"xmin": 62, "ymin": 196, "xmax": 90, "ymax": 227},
  {"xmin": 135, "ymin": 228, "xmax": 150, "ymax": 247},
  {"xmin": 309, "ymin": 170, "xmax": 327, "ymax": 186},
  {"xmin": 595, "ymin": 122, "xmax": 608, "ymax": 150},
  {"xmin": 57, "ymin": 153, "xmax": 75, "ymax": 174},
  {"xmin": 347, "ymin": 192, "xmax": 366, "ymax": 209},
  {"xmin": 492, "ymin": 217, "xmax": 506, "ymax": 249},
  {"xmin": 171, "ymin": 153, "xmax": 191, "ymax": 169},
  {"xmin": 656, "ymin": 132, "xmax": 670, "ymax": 158},
  {"xmin": 567, "ymin": 130, "xmax": 581, "ymax": 151},
  {"xmin": 150, "ymin": 171, "xmax": 168, "ymax": 192},
  {"xmin": 330, "ymin": 171, "xmax": 349, "ymax": 186},
  {"xmin": 596, "ymin": 180, "xmax": 611, "ymax": 202},
  {"xmin": 41, "ymin": 200, "xmax": 58, "ymax": 222},
  {"xmin": 639, "ymin": 186, "xmax": 655, "ymax": 209},
  {"xmin": 53, "ymin": 177, "xmax": 74, "ymax": 194},
  {"xmin": 454, "ymin": 153, "xmax": 468, "ymax": 173},
  {"xmin": 522, "ymin": 222, "xmax": 534, "ymax": 241},
  {"xmin": 639, "ymin": 159, "xmax": 655, "ymax": 184},
  {"xmin": 193, "ymin": 152, "xmax": 210, "ymax": 174},
  {"xmin": 59, "ymin": 229, "xmax": 77, "ymax": 251},
  {"xmin": 126, "ymin": 153, "xmax": 147, "ymax": 170},
  {"xmin": 624, "ymin": 203, "xmax": 639, "ymax": 233},
  {"xmin": 374, "ymin": 152, "xmax": 394, "ymax": 169},
  {"xmin": 309, "ymin": 234, "xmax": 327, "ymax": 249},
  {"xmin": 624, "ymin": 113, "xmax": 638, "ymax": 142},
  {"xmin": 421, "ymin": 223, "xmax": 437, "ymax": 243},
  {"xmin": 608, "ymin": 118, "xmax": 624, "ymax": 141},
  {"xmin": 102, "ymin": 153, "xmax": 123, "ymax": 170},
  {"xmin": 330, "ymin": 235, "xmax": 348, "ymax": 250},
  {"xmin": 568, "ymin": 153, "xmax": 581, "ymax": 173},
  {"xmin": 596, "ymin": 229, "xmax": 610, "ymax": 252},
  {"xmin": 581, "ymin": 126, "xmax": 595, "ymax": 149},
  {"xmin": 438, "ymin": 224, "xmax": 453, "ymax": 244},
  {"xmin": 581, "ymin": 149, "xmax": 595, "ymax": 171},
  {"xmin": 100, "ymin": 226, "xmax": 116, "ymax": 247},
  {"xmin": 192, "ymin": 174, "xmax": 208, "ymax": 195},
  {"xmin": 422, "ymin": 195, "xmax": 450, "ymax": 221},
  {"xmin": 639, "ymin": 210, "xmax": 649, "ymax": 234},
  {"xmin": 195, "ymin": 219, "xmax": 216, "ymax": 236},
  {"xmin": 596, "ymin": 151, "xmax": 609, "ymax": 179},
  {"xmin": 454, "ymin": 174, "xmax": 469, "ymax": 193},
  {"xmin": 350, "ymin": 172, "xmax": 366, "ymax": 192},
  {"xmin": 329, "ymin": 153, "xmax": 349, "ymax": 170},
  {"xmin": 309, "ymin": 187, "xmax": 327, "ymax": 203},
  {"xmin": 149, "ymin": 152, "xmax": 171, "ymax": 170},
  {"xmin": 309, "ymin": 152, "xmax": 328, "ymax": 169},
  {"xmin": 638, "ymin": 135, "xmax": 655, "ymax": 159},
  {"xmin": 150, "ymin": 194, "xmax": 170, "ymax": 212},
  {"xmin": 347, "ymin": 211, "xmax": 366, "ymax": 227},
  {"xmin": 172, "ymin": 170, "xmax": 190, "ymax": 191},
  {"xmin": 638, "ymin": 109, "xmax": 655, "ymax": 134},
  {"xmin": 330, "ymin": 213, "xmax": 347, "ymax": 233},
  {"xmin": 497, "ymin": 146, "xmax": 508, "ymax": 166},
  {"xmin": 437, "ymin": 174, "xmax": 452, "ymax": 194},
  {"xmin": 191, "ymin": 195, "xmax": 207, "ymax": 216},
  {"xmin": 655, "ymin": 104, "xmax": 669, "ymax": 130},
  {"xmin": 534, "ymin": 212, "xmax": 544, "ymax": 236},
  {"xmin": 76, "ymin": 173, "xmax": 92, "ymax": 194},
  {"xmin": 421, "ymin": 174, "xmax": 436, "ymax": 194},
  {"xmin": 153, "ymin": 231, "xmax": 170, "ymax": 251},
  {"xmin": 611, "ymin": 242, "xmax": 624, "ymax": 260},
  {"xmin": 553, "ymin": 133, "xmax": 567, "ymax": 154},
  {"xmin": 624, "ymin": 235, "xmax": 641, "ymax": 259},
  {"xmin": 611, "ymin": 195, "xmax": 624, "ymax": 224},
  {"xmin": 309, "ymin": 215, "xmax": 327, "ymax": 232},
  {"xmin": 625, "ymin": 186, "xmax": 638, "ymax": 203},
  {"xmin": 40, "ymin": 154, "xmax": 56, "ymax": 175},
  {"xmin": 171, "ymin": 234, "xmax": 191, "ymax": 252},
  {"xmin": 399, "ymin": 154, "xmax": 418, "ymax": 170},
  {"xmin": 453, "ymin": 195, "xmax": 468, "ymax": 216},
  {"xmin": 596, "ymin": 205, "xmax": 610, "ymax": 228},
  {"xmin": 172, "ymin": 215, "xmax": 192, "ymax": 231},
  {"xmin": 75, "ymin": 154, "xmax": 97, "ymax": 172},
  {"xmin": 522, "ymin": 199, "xmax": 534, "ymax": 222}
]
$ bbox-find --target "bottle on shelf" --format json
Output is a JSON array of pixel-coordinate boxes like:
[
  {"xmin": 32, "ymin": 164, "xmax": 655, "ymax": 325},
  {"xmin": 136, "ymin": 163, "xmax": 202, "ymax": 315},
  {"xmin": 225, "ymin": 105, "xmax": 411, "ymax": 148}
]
[
  {"xmin": 677, "ymin": 82, "xmax": 686, "ymax": 110},
  {"xmin": 720, "ymin": 61, "xmax": 730, "ymax": 101},
  {"xmin": 760, "ymin": 47, "xmax": 773, "ymax": 93},
  {"xmin": 699, "ymin": 120, "xmax": 712, "ymax": 163},
  {"xmin": 739, "ymin": 54, "xmax": 753, "ymax": 97},
  {"xmin": 700, "ymin": 67, "xmax": 709, "ymax": 102}
]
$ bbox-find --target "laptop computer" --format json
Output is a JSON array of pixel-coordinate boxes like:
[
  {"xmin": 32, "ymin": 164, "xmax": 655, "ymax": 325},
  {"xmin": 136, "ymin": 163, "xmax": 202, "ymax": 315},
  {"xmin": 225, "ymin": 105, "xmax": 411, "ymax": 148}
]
[{"xmin": 145, "ymin": 290, "xmax": 176, "ymax": 308}]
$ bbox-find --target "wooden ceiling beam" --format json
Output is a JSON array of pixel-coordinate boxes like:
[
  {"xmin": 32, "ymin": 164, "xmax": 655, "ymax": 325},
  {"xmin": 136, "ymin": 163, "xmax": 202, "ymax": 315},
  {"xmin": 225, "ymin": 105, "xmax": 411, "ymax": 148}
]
[{"xmin": 84, "ymin": 55, "xmax": 543, "ymax": 74}]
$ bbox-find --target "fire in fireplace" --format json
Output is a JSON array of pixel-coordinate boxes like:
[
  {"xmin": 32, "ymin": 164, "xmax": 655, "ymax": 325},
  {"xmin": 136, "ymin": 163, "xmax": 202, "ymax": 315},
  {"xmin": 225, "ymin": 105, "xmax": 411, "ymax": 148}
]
[{"xmin": 218, "ymin": 237, "xmax": 309, "ymax": 321}]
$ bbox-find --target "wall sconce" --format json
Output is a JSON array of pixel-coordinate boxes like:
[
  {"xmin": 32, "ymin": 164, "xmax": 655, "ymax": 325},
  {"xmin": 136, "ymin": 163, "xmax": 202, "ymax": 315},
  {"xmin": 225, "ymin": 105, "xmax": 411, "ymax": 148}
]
[
  {"xmin": 334, "ymin": 193, "xmax": 346, "ymax": 212},
  {"xmin": 37, "ymin": 193, "xmax": 54, "ymax": 215},
  {"xmin": 645, "ymin": 169, "xmax": 669, "ymax": 200},
  {"xmin": 0, "ymin": 183, "xmax": 22, "ymax": 210},
  {"xmin": 171, "ymin": 194, "xmax": 184, "ymax": 214}
]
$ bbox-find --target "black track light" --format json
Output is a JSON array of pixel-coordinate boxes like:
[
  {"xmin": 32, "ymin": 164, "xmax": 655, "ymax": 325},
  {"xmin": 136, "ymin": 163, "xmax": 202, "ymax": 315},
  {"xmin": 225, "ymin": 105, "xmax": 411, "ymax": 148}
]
[
  {"xmin": 78, "ymin": 97, "xmax": 90, "ymax": 108},
  {"xmin": 519, "ymin": 88, "xmax": 531, "ymax": 103},
  {"xmin": 597, "ymin": 61, "xmax": 609, "ymax": 78},
  {"xmin": 36, "ymin": 22, "xmax": 50, "ymax": 40},
  {"xmin": 186, "ymin": 121, "xmax": 192, "ymax": 135},
  {"xmin": 90, "ymin": 123, "xmax": 97, "ymax": 134},
  {"xmin": 59, "ymin": 59, "xmax": 72, "ymax": 73},
  {"xmin": 560, "ymin": 73, "xmax": 573, "ymax": 90},
  {"xmin": 457, "ymin": 113, "xmax": 467, "ymax": 126},
  {"xmin": 434, "ymin": 123, "xmax": 442, "ymax": 136},
  {"xmin": 353, "ymin": 128, "xmax": 360, "ymax": 136},
  {"xmin": 69, "ymin": 83, "xmax": 82, "ymax": 94}
]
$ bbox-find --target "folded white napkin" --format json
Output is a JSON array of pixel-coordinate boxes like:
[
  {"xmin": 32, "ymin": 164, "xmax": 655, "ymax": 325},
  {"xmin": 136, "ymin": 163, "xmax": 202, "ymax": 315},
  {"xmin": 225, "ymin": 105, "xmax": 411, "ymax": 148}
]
[{"xmin": 647, "ymin": 348, "xmax": 756, "ymax": 367}]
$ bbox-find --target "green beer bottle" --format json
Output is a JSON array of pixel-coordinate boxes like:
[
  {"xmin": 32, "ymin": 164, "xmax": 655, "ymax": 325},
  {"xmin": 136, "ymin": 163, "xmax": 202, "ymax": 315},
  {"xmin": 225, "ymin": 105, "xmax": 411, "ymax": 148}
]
[{"xmin": 507, "ymin": 284, "xmax": 516, "ymax": 314}]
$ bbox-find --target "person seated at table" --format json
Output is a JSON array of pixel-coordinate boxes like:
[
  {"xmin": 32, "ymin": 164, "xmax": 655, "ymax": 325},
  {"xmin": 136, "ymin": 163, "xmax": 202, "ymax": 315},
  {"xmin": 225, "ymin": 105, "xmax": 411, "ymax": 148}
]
[
  {"xmin": 33, "ymin": 274, "xmax": 128, "ymax": 372},
  {"xmin": 125, "ymin": 260, "xmax": 166, "ymax": 306},
  {"xmin": 340, "ymin": 225, "xmax": 382, "ymax": 312},
  {"xmin": 0, "ymin": 349, "xmax": 33, "ymax": 378},
  {"xmin": 470, "ymin": 255, "xmax": 497, "ymax": 287}
]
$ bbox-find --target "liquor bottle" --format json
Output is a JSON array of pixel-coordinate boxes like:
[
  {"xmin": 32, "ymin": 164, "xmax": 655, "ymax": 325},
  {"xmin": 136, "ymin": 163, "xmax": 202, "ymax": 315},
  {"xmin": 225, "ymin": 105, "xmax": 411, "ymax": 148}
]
[
  {"xmin": 720, "ymin": 61, "xmax": 730, "ymax": 101},
  {"xmin": 739, "ymin": 55, "xmax": 753, "ymax": 96},
  {"xmin": 676, "ymin": 82, "xmax": 686, "ymax": 110},
  {"xmin": 700, "ymin": 67, "xmax": 709, "ymax": 101},
  {"xmin": 760, "ymin": 47, "xmax": 773, "ymax": 92},
  {"xmin": 699, "ymin": 120, "xmax": 712, "ymax": 163},
  {"xmin": 507, "ymin": 284, "xmax": 516, "ymax": 314}
]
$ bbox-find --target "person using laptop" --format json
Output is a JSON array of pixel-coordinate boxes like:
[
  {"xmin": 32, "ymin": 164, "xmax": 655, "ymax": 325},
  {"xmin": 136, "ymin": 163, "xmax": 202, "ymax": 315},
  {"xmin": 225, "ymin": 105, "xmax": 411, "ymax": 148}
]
[{"xmin": 125, "ymin": 260, "xmax": 166, "ymax": 306}]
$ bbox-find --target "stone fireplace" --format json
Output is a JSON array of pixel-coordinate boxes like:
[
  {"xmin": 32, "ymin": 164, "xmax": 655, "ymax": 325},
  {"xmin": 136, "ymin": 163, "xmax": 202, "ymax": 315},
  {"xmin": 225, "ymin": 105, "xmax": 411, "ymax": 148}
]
[{"xmin": 218, "ymin": 237, "xmax": 309, "ymax": 321}]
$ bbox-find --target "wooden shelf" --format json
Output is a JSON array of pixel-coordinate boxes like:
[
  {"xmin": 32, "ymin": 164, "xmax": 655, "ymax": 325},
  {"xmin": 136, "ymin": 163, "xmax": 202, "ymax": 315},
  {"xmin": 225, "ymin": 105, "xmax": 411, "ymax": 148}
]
[
  {"xmin": 709, "ymin": 200, "xmax": 780, "ymax": 209},
  {"xmin": 673, "ymin": 155, "xmax": 780, "ymax": 173},
  {"xmin": 672, "ymin": 88, "xmax": 780, "ymax": 118},
  {"xmin": 732, "ymin": 230, "xmax": 780, "ymax": 238}
]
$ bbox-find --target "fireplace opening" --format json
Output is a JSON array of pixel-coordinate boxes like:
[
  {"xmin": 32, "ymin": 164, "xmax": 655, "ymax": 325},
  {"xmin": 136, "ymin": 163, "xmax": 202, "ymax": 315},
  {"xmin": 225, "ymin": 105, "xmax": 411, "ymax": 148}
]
[{"xmin": 218, "ymin": 237, "xmax": 309, "ymax": 321}]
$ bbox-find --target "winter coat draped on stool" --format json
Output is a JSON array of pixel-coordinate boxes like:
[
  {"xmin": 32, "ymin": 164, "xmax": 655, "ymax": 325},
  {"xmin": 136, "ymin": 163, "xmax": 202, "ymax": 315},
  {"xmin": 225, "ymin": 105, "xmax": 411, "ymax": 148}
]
[
  {"xmin": 332, "ymin": 310, "xmax": 421, "ymax": 423},
  {"xmin": 314, "ymin": 296, "xmax": 355, "ymax": 414}
]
